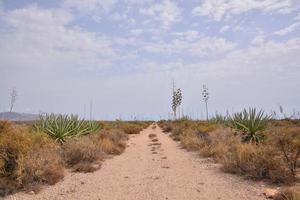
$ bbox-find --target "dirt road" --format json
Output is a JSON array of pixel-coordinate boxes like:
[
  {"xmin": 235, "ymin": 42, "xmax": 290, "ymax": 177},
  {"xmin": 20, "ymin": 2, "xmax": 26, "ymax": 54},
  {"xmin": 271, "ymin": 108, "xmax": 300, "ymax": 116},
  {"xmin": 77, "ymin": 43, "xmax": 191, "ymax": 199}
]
[{"xmin": 7, "ymin": 125, "xmax": 265, "ymax": 200}]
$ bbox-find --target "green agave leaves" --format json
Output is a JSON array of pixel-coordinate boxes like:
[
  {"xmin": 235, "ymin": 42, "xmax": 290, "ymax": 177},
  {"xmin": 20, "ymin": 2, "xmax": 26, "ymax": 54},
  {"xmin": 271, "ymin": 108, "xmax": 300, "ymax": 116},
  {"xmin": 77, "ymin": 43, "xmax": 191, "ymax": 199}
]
[
  {"xmin": 34, "ymin": 114, "xmax": 101, "ymax": 143},
  {"xmin": 229, "ymin": 108, "xmax": 271, "ymax": 143}
]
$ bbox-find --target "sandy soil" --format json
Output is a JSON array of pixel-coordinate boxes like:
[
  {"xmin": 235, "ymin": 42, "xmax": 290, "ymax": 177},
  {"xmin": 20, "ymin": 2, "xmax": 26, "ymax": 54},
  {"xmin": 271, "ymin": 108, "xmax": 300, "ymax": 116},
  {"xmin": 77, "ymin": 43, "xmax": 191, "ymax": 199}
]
[{"xmin": 6, "ymin": 125, "xmax": 266, "ymax": 200}]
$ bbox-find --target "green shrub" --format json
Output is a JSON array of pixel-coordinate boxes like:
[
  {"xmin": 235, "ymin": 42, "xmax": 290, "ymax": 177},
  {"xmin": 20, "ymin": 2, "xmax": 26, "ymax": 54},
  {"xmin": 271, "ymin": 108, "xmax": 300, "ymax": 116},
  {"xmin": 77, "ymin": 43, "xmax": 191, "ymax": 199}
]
[
  {"xmin": 229, "ymin": 108, "xmax": 271, "ymax": 143},
  {"xmin": 34, "ymin": 114, "xmax": 101, "ymax": 143}
]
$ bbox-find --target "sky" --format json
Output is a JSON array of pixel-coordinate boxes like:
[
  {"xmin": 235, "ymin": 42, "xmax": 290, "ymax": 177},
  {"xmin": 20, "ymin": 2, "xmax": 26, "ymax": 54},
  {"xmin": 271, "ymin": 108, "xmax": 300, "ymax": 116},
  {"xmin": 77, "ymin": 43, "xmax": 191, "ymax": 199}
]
[{"xmin": 0, "ymin": 0, "xmax": 300, "ymax": 120}]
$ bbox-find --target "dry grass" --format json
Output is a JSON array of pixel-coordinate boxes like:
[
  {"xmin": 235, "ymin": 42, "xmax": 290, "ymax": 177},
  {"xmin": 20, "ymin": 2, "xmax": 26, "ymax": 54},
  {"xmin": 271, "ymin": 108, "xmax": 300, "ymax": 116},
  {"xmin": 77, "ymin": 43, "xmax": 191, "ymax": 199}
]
[
  {"xmin": 275, "ymin": 187, "xmax": 300, "ymax": 200},
  {"xmin": 219, "ymin": 143, "xmax": 293, "ymax": 183},
  {"xmin": 62, "ymin": 129, "xmax": 128, "ymax": 172},
  {"xmin": 159, "ymin": 121, "xmax": 173, "ymax": 133},
  {"xmin": 93, "ymin": 129, "xmax": 128, "ymax": 155},
  {"xmin": 0, "ymin": 121, "xmax": 133, "ymax": 196},
  {"xmin": 62, "ymin": 136, "xmax": 103, "ymax": 172},
  {"xmin": 158, "ymin": 120, "xmax": 300, "ymax": 184},
  {"xmin": 0, "ymin": 124, "xmax": 64, "ymax": 196}
]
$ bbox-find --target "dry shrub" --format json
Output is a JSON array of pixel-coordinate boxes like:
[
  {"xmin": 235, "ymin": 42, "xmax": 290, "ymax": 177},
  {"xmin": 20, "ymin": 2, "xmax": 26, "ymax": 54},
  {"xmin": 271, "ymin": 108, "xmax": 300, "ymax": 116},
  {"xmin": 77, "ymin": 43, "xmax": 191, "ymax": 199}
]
[
  {"xmin": 219, "ymin": 142, "xmax": 293, "ymax": 183},
  {"xmin": 192, "ymin": 122, "xmax": 217, "ymax": 133},
  {"xmin": 0, "ymin": 121, "xmax": 12, "ymax": 133},
  {"xmin": 160, "ymin": 122, "xmax": 173, "ymax": 133},
  {"xmin": 17, "ymin": 135, "xmax": 64, "ymax": 186},
  {"xmin": 199, "ymin": 128, "xmax": 238, "ymax": 159},
  {"xmin": 180, "ymin": 129, "xmax": 203, "ymax": 151},
  {"xmin": 271, "ymin": 127, "xmax": 300, "ymax": 176},
  {"xmin": 0, "ymin": 124, "xmax": 64, "ymax": 196},
  {"xmin": 170, "ymin": 126, "xmax": 184, "ymax": 141},
  {"xmin": 91, "ymin": 129, "xmax": 128, "ymax": 155},
  {"xmin": 275, "ymin": 187, "xmax": 300, "ymax": 200},
  {"xmin": 62, "ymin": 136, "xmax": 103, "ymax": 171},
  {"xmin": 121, "ymin": 124, "xmax": 141, "ymax": 134},
  {"xmin": 99, "ymin": 137, "xmax": 116, "ymax": 153}
]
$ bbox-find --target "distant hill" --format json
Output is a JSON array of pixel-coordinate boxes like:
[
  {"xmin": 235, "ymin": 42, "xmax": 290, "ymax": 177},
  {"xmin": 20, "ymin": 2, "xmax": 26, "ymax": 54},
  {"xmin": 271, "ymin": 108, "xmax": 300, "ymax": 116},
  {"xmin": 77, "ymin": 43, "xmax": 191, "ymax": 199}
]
[{"xmin": 0, "ymin": 112, "xmax": 39, "ymax": 121}]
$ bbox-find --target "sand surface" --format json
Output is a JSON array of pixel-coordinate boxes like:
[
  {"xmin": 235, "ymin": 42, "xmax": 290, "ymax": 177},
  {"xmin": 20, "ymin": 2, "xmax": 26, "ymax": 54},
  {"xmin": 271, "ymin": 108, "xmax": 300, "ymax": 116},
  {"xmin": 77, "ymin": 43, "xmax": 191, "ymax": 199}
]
[{"xmin": 6, "ymin": 125, "xmax": 265, "ymax": 200}]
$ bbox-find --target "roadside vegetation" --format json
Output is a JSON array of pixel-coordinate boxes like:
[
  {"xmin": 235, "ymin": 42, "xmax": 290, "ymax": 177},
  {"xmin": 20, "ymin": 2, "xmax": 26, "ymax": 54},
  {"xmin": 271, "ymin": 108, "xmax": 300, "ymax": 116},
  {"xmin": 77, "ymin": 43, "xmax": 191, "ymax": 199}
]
[
  {"xmin": 158, "ymin": 108, "xmax": 300, "ymax": 199},
  {"xmin": 0, "ymin": 115, "xmax": 150, "ymax": 197}
]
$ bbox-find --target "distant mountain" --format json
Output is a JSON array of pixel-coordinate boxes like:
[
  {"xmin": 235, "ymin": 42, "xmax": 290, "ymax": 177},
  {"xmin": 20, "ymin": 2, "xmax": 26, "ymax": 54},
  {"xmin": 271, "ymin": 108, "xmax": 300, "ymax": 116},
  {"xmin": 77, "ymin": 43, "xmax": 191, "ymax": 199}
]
[{"xmin": 0, "ymin": 112, "xmax": 39, "ymax": 121}]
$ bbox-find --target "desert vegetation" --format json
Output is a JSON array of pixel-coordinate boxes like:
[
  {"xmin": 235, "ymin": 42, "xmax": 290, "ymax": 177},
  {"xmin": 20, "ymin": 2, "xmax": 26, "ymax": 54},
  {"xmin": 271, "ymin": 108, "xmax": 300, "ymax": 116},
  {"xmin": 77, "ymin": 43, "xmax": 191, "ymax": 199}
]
[
  {"xmin": 158, "ymin": 108, "xmax": 300, "ymax": 198},
  {"xmin": 0, "ymin": 116, "xmax": 150, "ymax": 197}
]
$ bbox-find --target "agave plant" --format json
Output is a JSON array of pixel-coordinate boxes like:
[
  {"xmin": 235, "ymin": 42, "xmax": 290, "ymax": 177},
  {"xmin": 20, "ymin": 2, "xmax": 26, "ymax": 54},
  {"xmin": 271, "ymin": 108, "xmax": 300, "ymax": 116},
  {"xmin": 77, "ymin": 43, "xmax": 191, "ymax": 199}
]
[
  {"xmin": 34, "ymin": 114, "xmax": 101, "ymax": 143},
  {"xmin": 229, "ymin": 108, "xmax": 271, "ymax": 143}
]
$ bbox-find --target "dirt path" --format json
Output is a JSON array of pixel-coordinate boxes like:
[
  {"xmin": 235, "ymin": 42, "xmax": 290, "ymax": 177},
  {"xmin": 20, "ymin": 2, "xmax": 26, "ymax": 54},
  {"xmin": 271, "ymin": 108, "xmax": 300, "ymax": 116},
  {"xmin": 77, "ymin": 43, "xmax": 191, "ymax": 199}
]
[{"xmin": 6, "ymin": 125, "xmax": 265, "ymax": 200}]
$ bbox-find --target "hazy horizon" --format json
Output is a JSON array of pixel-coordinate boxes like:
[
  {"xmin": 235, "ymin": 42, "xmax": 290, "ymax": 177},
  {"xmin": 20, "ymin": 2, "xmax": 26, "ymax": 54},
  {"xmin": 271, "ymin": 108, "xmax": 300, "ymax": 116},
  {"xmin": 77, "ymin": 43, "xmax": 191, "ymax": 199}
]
[{"xmin": 1, "ymin": 0, "xmax": 300, "ymax": 120}]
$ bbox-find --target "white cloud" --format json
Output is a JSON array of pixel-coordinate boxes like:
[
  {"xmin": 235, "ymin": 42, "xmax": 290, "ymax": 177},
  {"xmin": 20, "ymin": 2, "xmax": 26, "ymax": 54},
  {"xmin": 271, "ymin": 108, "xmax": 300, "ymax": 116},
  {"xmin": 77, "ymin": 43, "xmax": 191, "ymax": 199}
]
[
  {"xmin": 274, "ymin": 22, "xmax": 300, "ymax": 35},
  {"xmin": 173, "ymin": 30, "xmax": 200, "ymax": 41},
  {"xmin": 109, "ymin": 12, "xmax": 136, "ymax": 25},
  {"xmin": 192, "ymin": 0, "xmax": 295, "ymax": 21},
  {"xmin": 130, "ymin": 29, "xmax": 143, "ymax": 36},
  {"xmin": 295, "ymin": 13, "xmax": 300, "ymax": 20},
  {"xmin": 0, "ymin": 0, "xmax": 3, "ymax": 12},
  {"xmin": 0, "ymin": 5, "xmax": 116, "ymax": 71},
  {"xmin": 63, "ymin": 0, "xmax": 117, "ymax": 13},
  {"xmin": 139, "ymin": 0, "xmax": 181, "ymax": 29},
  {"xmin": 124, "ymin": 0, "xmax": 154, "ymax": 6},
  {"xmin": 219, "ymin": 25, "xmax": 230, "ymax": 33},
  {"xmin": 251, "ymin": 35, "xmax": 265, "ymax": 45},
  {"xmin": 144, "ymin": 36, "xmax": 236, "ymax": 56}
]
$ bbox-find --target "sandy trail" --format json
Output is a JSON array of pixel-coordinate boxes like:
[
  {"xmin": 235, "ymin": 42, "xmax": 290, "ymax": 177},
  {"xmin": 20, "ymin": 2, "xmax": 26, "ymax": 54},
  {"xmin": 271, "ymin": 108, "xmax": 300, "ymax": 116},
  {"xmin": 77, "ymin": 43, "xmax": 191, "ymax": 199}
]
[{"xmin": 7, "ymin": 125, "xmax": 265, "ymax": 200}]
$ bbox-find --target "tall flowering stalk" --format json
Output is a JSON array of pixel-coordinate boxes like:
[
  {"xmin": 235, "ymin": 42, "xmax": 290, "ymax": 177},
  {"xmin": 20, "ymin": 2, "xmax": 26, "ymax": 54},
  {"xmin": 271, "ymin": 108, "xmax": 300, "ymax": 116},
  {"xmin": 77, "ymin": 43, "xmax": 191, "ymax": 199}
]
[
  {"xmin": 202, "ymin": 85, "xmax": 209, "ymax": 121},
  {"xmin": 172, "ymin": 88, "xmax": 182, "ymax": 120}
]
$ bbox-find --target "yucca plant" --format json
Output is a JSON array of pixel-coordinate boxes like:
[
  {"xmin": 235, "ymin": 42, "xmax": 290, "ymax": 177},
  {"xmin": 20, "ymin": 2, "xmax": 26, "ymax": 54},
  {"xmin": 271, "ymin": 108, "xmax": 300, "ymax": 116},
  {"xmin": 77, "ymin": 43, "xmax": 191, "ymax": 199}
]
[
  {"xmin": 34, "ymin": 114, "xmax": 101, "ymax": 143},
  {"xmin": 229, "ymin": 108, "xmax": 271, "ymax": 143}
]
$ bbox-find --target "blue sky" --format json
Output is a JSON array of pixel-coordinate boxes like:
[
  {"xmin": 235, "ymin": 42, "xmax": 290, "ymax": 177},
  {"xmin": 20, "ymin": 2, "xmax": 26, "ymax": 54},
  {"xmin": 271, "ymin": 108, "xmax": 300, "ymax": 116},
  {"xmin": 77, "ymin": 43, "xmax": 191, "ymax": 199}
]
[{"xmin": 0, "ymin": 0, "xmax": 300, "ymax": 120}]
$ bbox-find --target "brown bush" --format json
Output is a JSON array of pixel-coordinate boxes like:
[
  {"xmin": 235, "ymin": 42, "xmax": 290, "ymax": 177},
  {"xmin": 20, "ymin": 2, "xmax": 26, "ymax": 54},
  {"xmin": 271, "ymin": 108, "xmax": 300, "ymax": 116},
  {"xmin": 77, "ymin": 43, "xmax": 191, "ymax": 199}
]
[
  {"xmin": 62, "ymin": 136, "xmax": 103, "ymax": 171},
  {"xmin": 91, "ymin": 129, "xmax": 128, "ymax": 155},
  {"xmin": 271, "ymin": 127, "xmax": 300, "ymax": 176},
  {"xmin": 219, "ymin": 142, "xmax": 293, "ymax": 183},
  {"xmin": 0, "ymin": 121, "xmax": 12, "ymax": 133},
  {"xmin": 17, "ymin": 136, "xmax": 64, "ymax": 186},
  {"xmin": 120, "ymin": 123, "xmax": 142, "ymax": 134},
  {"xmin": 198, "ymin": 128, "xmax": 238, "ymax": 159},
  {"xmin": 0, "ymin": 124, "xmax": 64, "ymax": 196},
  {"xmin": 180, "ymin": 129, "xmax": 203, "ymax": 151},
  {"xmin": 160, "ymin": 122, "xmax": 173, "ymax": 133},
  {"xmin": 170, "ymin": 126, "xmax": 184, "ymax": 141}
]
